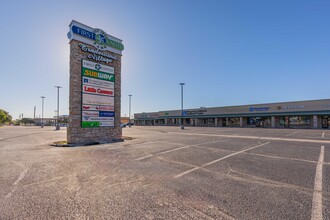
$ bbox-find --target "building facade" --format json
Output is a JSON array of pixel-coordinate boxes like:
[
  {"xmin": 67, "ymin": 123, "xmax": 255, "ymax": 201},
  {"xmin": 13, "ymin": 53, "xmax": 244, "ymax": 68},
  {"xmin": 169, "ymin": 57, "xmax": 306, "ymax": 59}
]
[{"xmin": 134, "ymin": 99, "xmax": 330, "ymax": 129}]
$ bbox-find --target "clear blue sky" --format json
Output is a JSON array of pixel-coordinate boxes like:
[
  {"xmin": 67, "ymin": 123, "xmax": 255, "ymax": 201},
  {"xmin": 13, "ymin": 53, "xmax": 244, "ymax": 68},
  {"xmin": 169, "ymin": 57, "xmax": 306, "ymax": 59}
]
[{"xmin": 1, "ymin": 0, "xmax": 329, "ymax": 119}]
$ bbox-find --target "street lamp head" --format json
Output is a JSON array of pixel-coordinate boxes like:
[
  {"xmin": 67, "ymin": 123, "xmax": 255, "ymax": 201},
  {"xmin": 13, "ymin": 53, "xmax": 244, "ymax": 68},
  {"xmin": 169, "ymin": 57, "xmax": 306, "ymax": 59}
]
[
  {"xmin": 41, "ymin": 96, "xmax": 45, "ymax": 99},
  {"xmin": 55, "ymin": 86, "xmax": 62, "ymax": 88},
  {"xmin": 179, "ymin": 83, "xmax": 185, "ymax": 86}
]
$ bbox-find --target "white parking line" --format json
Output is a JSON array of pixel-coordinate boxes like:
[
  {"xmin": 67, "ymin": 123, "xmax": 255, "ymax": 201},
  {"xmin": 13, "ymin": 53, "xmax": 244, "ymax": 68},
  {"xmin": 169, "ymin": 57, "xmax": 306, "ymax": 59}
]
[
  {"xmin": 135, "ymin": 154, "xmax": 154, "ymax": 161},
  {"xmin": 157, "ymin": 146, "xmax": 190, "ymax": 155},
  {"xmin": 203, "ymin": 142, "xmax": 270, "ymax": 167},
  {"xmin": 135, "ymin": 139, "xmax": 229, "ymax": 161},
  {"xmin": 173, "ymin": 132, "xmax": 330, "ymax": 144},
  {"xmin": 242, "ymin": 152, "xmax": 318, "ymax": 164},
  {"xmin": 5, "ymin": 167, "xmax": 29, "ymax": 200},
  {"xmin": 311, "ymin": 146, "xmax": 324, "ymax": 220},
  {"xmin": 285, "ymin": 131, "xmax": 300, "ymax": 136},
  {"xmin": 322, "ymin": 132, "xmax": 325, "ymax": 138},
  {"xmin": 174, "ymin": 142, "xmax": 270, "ymax": 178}
]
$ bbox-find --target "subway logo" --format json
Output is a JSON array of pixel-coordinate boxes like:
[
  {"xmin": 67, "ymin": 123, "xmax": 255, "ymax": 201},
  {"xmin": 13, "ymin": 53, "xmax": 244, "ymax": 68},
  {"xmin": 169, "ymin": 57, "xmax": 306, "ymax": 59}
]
[{"xmin": 82, "ymin": 67, "xmax": 115, "ymax": 82}]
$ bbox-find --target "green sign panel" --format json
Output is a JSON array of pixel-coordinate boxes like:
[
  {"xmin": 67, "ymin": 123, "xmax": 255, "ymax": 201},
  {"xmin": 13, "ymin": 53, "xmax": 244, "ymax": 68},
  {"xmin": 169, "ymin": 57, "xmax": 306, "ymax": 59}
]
[
  {"xmin": 95, "ymin": 34, "xmax": 124, "ymax": 51},
  {"xmin": 82, "ymin": 121, "xmax": 100, "ymax": 128},
  {"xmin": 82, "ymin": 67, "xmax": 115, "ymax": 82}
]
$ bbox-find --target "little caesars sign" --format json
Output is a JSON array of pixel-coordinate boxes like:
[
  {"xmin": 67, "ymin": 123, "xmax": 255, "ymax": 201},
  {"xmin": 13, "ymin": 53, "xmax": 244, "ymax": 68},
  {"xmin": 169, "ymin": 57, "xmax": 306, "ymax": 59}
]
[{"xmin": 67, "ymin": 20, "xmax": 124, "ymax": 144}]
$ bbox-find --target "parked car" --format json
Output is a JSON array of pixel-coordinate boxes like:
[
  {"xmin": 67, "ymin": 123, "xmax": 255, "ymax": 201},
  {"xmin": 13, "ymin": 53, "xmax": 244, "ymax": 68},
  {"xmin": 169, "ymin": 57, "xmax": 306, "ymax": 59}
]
[{"xmin": 120, "ymin": 123, "xmax": 126, "ymax": 128}]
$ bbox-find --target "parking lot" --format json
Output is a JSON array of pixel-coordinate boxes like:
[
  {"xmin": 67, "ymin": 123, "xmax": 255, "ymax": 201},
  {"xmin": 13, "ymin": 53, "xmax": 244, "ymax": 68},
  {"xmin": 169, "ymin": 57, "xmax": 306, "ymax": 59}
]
[{"xmin": 0, "ymin": 126, "xmax": 329, "ymax": 219}]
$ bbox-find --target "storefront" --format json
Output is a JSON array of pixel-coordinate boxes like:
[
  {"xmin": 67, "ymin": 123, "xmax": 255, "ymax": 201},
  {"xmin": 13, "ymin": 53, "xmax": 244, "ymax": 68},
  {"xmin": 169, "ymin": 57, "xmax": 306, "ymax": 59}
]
[{"xmin": 134, "ymin": 99, "xmax": 330, "ymax": 129}]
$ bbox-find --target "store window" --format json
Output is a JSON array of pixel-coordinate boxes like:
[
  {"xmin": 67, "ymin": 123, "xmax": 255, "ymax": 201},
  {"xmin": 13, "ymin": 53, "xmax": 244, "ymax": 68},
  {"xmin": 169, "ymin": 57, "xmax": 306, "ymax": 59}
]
[
  {"xmin": 247, "ymin": 117, "xmax": 256, "ymax": 125},
  {"xmin": 247, "ymin": 117, "xmax": 271, "ymax": 127},
  {"xmin": 279, "ymin": 116, "xmax": 311, "ymax": 128},
  {"xmin": 322, "ymin": 116, "xmax": 329, "ymax": 129},
  {"xmin": 226, "ymin": 117, "xmax": 240, "ymax": 126}
]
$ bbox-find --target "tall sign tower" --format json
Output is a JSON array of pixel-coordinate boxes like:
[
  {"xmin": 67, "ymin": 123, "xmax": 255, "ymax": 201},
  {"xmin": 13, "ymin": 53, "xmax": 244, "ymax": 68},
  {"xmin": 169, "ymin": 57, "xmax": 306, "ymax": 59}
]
[{"xmin": 67, "ymin": 20, "xmax": 124, "ymax": 144}]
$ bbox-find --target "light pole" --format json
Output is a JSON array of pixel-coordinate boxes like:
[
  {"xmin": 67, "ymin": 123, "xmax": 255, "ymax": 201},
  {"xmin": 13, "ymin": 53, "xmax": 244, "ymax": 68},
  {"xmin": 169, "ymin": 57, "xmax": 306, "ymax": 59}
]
[
  {"xmin": 128, "ymin": 94, "xmax": 132, "ymax": 127},
  {"xmin": 40, "ymin": 96, "xmax": 45, "ymax": 128},
  {"xmin": 179, "ymin": 83, "xmax": 185, "ymax": 129},
  {"xmin": 55, "ymin": 86, "xmax": 62, "ymax": 130},
  {"xmin": 54, "ymin": 110, "xmax": 57, "ymax": 128}
]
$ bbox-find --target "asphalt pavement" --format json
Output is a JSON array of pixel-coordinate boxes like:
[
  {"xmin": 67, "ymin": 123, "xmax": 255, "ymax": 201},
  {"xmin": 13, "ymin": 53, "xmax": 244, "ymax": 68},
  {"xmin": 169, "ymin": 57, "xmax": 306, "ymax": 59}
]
[{"xmin": 0, "ymin": 126, "xmax": 329, "ymax": 219}]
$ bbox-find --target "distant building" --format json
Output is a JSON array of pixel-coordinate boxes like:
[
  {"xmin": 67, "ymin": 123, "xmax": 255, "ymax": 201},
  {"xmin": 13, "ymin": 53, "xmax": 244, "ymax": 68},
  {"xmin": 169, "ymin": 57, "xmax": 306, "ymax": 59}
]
[
  {"xmin": 121, "ymin": 117, "xmax": 129, "ymax": 124},
  {"xmin": 134, "ymin": 99, "xmax": 330, "ymax": 129},
  {"xmin": 121, "ymin": 117, "xmax": 134, "ymax": 124}
]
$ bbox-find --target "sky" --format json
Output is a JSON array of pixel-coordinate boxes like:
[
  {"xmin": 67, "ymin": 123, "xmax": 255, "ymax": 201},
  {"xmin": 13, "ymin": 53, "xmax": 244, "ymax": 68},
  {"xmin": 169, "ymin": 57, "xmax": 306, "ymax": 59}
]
[{"xmin": 0, "ymin": 0, "xmax": 329, "ymax": 119}]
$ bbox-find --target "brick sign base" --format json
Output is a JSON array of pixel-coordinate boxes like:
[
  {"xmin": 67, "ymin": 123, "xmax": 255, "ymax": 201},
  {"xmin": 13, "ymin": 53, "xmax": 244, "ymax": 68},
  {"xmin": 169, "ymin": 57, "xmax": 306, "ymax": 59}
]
[{"xmin": 67, "ymin": 39, "xmax": 122, "ymax": 145}]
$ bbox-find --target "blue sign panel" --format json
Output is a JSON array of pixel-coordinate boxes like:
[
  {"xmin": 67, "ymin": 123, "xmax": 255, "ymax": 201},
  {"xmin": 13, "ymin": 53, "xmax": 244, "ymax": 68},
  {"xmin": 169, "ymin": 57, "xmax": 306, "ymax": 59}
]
[
  {"xmin": 99, "ymin": 111, "xmax": 115, "ymax": 117},
  {"xmin": 249, "ymin": 107, "xmax": 270, "ymax": 112},
  {"xmin": 72, "ymin": 25, "xmax": 96, "ymax": 41}
]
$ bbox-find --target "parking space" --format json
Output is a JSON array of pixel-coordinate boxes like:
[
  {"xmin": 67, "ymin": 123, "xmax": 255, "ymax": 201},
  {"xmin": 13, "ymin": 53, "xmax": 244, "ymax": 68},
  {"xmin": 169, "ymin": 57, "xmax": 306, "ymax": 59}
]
[
  {"xmin": 171, "ymin": 169, "xmax": 312, "ymax": 220},
  {"xmin": 248, "ymin": 142, "xmax": 322, "ymax": 162},
  {"xmin": 125, "ymin": 126, "xmax": 330, "ymax": 219},
  {"xmin": 1, "ymin": 126, "xmax": 329, "ymax": 219},
  {"xmin": 206, "ymin": 154, "xmax": 316, "ymax": 189}
]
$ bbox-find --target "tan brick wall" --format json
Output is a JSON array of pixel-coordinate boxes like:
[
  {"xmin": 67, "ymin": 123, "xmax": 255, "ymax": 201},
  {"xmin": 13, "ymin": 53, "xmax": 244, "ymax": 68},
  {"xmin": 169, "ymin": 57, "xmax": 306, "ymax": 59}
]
[{"xmin": 67, "ymin": 40, "xmax": 122, "ymax": 144}]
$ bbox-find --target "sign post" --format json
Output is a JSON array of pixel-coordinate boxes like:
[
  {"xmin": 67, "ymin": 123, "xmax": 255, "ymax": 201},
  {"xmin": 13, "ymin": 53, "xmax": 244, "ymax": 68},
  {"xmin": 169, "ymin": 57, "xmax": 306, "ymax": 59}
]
[{"xmin": 67, "ymin": 20, "xmax": 124, "ymax": 145}]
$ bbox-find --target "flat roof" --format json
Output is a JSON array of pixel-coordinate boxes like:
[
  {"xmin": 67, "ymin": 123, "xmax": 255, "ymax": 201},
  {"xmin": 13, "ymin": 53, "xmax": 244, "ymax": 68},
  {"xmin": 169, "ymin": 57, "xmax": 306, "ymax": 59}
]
[{"xmin": 135, "ymin": 99, "xmax": 330, "ymax": 119}]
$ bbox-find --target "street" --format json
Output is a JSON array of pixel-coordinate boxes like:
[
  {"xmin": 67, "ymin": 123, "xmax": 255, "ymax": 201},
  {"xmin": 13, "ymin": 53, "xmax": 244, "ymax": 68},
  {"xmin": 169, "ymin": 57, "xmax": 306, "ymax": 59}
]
[{"xmin": 0, "ymin": 126, "xmax": 329, "ymax": 219}]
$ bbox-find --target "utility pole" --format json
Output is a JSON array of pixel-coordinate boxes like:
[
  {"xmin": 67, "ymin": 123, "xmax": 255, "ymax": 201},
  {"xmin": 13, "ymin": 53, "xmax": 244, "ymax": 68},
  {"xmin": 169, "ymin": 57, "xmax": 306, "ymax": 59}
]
[
  {"xmin": 55, "ymin": 86, "xmax": 62, "ymax": 130},
  {"xmin": 41, "ymin": 96, "xmax": 45, "ymax": 128},
  {"xmin": 34, "ymin": 106, "xmax": 36, "ymax": 119},
  {"xmin": 179, "ymin": 83, "xmax": 185, "ymax": 129},
  {"xmin": 128, "ymin": 94, "xmax": 132, "ymax": 127}
]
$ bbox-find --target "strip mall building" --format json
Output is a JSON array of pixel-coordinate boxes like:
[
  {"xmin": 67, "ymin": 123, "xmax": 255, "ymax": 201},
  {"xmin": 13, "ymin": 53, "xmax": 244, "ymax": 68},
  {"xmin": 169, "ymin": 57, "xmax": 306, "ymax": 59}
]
[{"xmin": 134, "ymin": 99, "xmax": 330, "ymax": 129}]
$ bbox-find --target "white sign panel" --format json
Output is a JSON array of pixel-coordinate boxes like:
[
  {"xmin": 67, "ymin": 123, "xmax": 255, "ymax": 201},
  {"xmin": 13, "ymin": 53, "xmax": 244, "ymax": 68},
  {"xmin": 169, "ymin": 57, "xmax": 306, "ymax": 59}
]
[
  {"xmin": 83, "ymin": 85, "xmax": 114, "ymax": 96},
  {"xmin": 82, "ymin": 116, "xmax": 115, "ymax": 122},
  {"xmin": 83, "ymin": 76, "xmax": 114, "ymax": 89},
  {"xmin": 100, "ymin": 121, "xmax": 114, "ymax": 127},
  {"xmin": 82, "ymin": 60, "xmax": 114, "ymax": 74},
  {"xmin": 82, "ymin": 105, "xmax": 100, "ymax": 111},
  {"xmin": 83, "ymin": 94, "xmax": 114, "ymax": 106},
  {"xmin": 82, "ymin": 111, "xmax": 99, "ymax": 117},
  {"xmin": 99, "ymin": 106, "xmax": 114, "ymax": 111},
  {"xmin": 82, "ymin": 105, "xmax": 114, "ymax": 111}
]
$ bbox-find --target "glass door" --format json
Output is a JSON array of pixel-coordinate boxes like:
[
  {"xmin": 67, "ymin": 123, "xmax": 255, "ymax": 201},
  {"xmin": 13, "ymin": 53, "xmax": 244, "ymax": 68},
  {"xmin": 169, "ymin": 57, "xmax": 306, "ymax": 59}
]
[{"xmin": 322, "ymin": 116, "xmax": 328, "ymax": 129}]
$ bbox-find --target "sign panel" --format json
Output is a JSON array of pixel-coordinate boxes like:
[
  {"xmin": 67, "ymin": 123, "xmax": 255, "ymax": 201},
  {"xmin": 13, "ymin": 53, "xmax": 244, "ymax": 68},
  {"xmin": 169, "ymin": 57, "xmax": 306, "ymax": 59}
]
[
  {"xmin": 82, "ymin": 60, "xmax": 114, "ymax": 74},
  {"xmin": 100, "ymin": 121, "xmax": 114, "ymax": 127},
  {"xmin": 82, "ymin": 104, "xmax": 100, "ymax": 111},
  {"xmin": 82, "ymin": 68, "xmax": 115, "ymax": 81},
  {"xmin": 82, "ymin": 104, "xmax": 114, "ymax": 111},
  {"xmin": 82, "ymin": 93, "xmax": 114, "ymax": 106},
  {"xmin": 99, "ymin": 111, "xmax": 115, "ymax": 117},
  {"xmin": 81, "ymin": 119, "xmax": 114, "ymax": 128},
  {"xmin": 81, "ymin": 59, "xmax": 115, "ymax": 128},
  {"xmin": 83, "ymin": 85, "xmax": 114, "ymax": 96},
  {"xmin": 82, "ymin": 116, "xmax": 114, "ymax": 122},
  {"xmin": 99, "ymin": 106, "xmax": 115, "ymax": 111},
  {"xmin": 83, "ymin": 76, "xmax": 114, "ymax": 89},
  {"xmin": 82, "ymin": 121, "xmax": 100, "ymax": 128},
  {"xmin": 71, "ymin": 24, "xmax": 124, "ymax": 51},
  {"xmin": 82, "ymin": 111, "xmax": 100, "ymax": 117}
]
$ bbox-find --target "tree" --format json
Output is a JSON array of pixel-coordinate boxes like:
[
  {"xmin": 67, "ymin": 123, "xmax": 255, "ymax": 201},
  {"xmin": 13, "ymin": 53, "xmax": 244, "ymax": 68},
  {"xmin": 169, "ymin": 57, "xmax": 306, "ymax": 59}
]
[
  {"xmin": 21, "ymin": 118, "xmax": 35, "ymax": 125},
  {"xmin": 58, "ymin": 117, "xmax": 68, "ymax": 124},
  {"xmin": 0, "ymin": 109, "xmax": 12, "ymax": 125}
]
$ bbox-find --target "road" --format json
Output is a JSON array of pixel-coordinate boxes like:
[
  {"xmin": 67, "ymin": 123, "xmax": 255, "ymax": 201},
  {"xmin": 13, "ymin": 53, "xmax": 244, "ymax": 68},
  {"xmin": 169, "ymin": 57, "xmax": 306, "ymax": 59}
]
[{"xmin": 0, "ymin": 126, "xmax": 329, "ymax": 219}]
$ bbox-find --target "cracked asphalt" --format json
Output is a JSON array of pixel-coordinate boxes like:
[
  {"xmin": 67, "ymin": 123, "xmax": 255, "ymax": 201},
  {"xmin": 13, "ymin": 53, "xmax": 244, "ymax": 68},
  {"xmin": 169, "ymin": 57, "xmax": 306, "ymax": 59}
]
[{"xmin": 0, "ymin": 126, "xmax": 329, "ymax": 219}]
